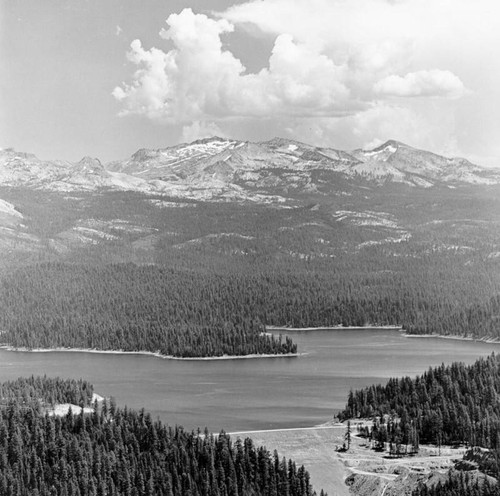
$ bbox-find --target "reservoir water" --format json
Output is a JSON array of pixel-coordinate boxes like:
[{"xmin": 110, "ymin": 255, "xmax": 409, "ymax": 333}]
[{"xmin": 0, "ymin": 329, "xmax": 497, "ymax": 432}]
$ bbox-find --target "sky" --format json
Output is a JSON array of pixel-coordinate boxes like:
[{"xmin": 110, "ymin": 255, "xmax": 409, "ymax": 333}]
[{"xmin": 1, "ymin": 0, "xmax": 499, "ymax": 166}]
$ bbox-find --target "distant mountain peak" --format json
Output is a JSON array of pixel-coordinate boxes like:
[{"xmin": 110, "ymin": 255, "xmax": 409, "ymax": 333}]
[
  {"xmin": 372, "ymin": 140, "xmax": 404, "ymax": 152},
  {"xmin": 263, "ymin": 137, "xmax": 308, "ymax": 148},
  {"xmin": 74, "ymin": 157, "xmax": 104, "ymax": 175},
  {"xmin": 1, "ymin": 137, "xmax": 499, "ymax": 202},
  {"xmin": 131, "ymin": 148, "xmax": 158, "ymax": 162},
  {"xmin": 78, "ymin": 156, "xmax": 102, "ymax": 167},
  {"xmin": 0, "ymin": 148, "xmax": 38, "ymax": 161}
]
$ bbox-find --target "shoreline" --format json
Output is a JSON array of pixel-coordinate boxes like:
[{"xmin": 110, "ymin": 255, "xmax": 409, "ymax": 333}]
[
  {"xmin": 267, "ymin": 324, "xmax": 402, "ymax": 331},
  {"xmin": 229, "ymin": 424, "xmax": 343, "ymax": 436},
  {"xmin": 401, "ymin": 333, "xmax": 500, "ymax": 344},
  {"xmin": 0, "ymin": 345, "xmax": 300, "ymax": 361},
  {"xmin": 267, "ymin": 325, "xmax": 500, "ymax": 346}
]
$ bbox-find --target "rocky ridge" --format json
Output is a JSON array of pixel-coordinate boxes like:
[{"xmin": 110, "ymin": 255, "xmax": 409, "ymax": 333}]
[{"xmin": 0, "ymin": 138, "xmax": 498, "ymax": 202}]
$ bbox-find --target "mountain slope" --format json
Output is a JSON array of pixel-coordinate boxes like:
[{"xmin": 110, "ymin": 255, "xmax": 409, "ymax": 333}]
[
  {"xmin": 2, "ymin": 138, "xmax": 498, "ymax": 203},
  {"xmin": 0, "ymin": 137, "xmax": 499, "ymax": 275},
  {"xmin": 349, "ymin": 140, "xmax": 498, "ymax": 187},
  {"xmin": 0, "ymin": 139, "xmax": 499, "ymax": 345}
]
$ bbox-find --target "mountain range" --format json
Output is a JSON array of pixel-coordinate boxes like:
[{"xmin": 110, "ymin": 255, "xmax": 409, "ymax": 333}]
[
  {"xmin": 1, "ymin": 138, "xmax": 499, "ymax": 202},
  {"xmin": 0, "ymin": 137, "xmax": 499, "ymax": 270}
]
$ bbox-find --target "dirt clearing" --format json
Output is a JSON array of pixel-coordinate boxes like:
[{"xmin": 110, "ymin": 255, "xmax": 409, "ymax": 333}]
[{"xmin": 230, "ymin": 422, "xmax": 468, "ymax": 496}]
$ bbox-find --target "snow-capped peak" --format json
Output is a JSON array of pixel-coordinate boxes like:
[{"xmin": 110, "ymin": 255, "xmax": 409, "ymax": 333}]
[
  {"xmin": 76, "ymin": 157, "xmax": 103, "ymax": 173},
  {"xmin": 0, "ymin": 137, "xmax": 499, "ymax": 203}
]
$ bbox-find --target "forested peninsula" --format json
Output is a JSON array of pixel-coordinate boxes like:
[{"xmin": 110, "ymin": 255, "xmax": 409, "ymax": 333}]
[{"xmin": 340, "ymin": 354, "xmax": 500, "ymax": 495}]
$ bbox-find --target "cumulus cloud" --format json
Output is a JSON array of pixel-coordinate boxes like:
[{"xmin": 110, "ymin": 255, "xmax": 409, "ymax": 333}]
[
  {"xmin": 113, "ymin": 10, "xmax": 241, "ymax": 121},
  {"xmin": 113, "ymin": 8, "xmax": 354, "ymax": 122},
  {"xmin": 374, "ymin": 70, "xmax": 465, "ymax": 98},
  {"xmin": 110, "ymin": 0, "xmax": 500, "ymax": 162},
  {"xmin": 113, "ymin": 2, "xmax": 470, "ymax": 125}
]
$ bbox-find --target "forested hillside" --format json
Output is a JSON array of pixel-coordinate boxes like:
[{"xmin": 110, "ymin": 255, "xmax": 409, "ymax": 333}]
[
  {"xmin": 0, "ymin": 179, "xmax": 500, "ymax": 349},
  {"xmin": 0, "ymin": 263, "xmax": 299, "ymax": 357},
  {"xmin": 412, "ymin": 473, "xmax": 499, "ymax": 496},
  {"xmin": 341, "ymin": 355, "xmax": 500, "ymax": 494},
  {"xmin": 340, "ymin": 354, "xmax": 500, "ymax": 448},
  {"xmin": 0, "ymin": 377, "xmax": 324, "ymax": 496},
  {"xmin": 0, "ymin": 255, "xmax": 500, "ymax": 356}
]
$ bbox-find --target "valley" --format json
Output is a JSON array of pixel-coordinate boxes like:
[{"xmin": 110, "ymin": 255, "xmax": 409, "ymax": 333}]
[
  {"xmin": 0, "ymin": 138, "xmax": 499, "ymax": 355},
  {"xmin": 0, "ymin": 137, "xmax": 500, "ymax": 495}
]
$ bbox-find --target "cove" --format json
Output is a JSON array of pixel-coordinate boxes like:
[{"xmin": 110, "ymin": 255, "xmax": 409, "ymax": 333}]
[{"xmin": 0, "ymin": 329, "xmax": 496, "ymax": 433}]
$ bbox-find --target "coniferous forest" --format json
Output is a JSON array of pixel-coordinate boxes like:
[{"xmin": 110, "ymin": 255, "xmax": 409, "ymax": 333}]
[
  {"xmin": 0, "ymin": 253, "xmax": 500, "ymax": 356},
  {"xmin": 341, "ymin": 354, "xmax": 500, "ymax": 449},
  {"xmin": 0, "ymin": 376, "xmax": 94, "ymax": 409},
  {"xmin": 0, "ymin": 263, "xmax": 297, "ymax": 357},
  {"xmin": 0, "ymin": 377, "xmax": 324, "ymax": 496},
  {"xmin": 411, "ymin": 472, "xmax": 500, "ymax": 496},
  {"xmin": 0, "ymin": 185, "xmax": 498, "ymax": 495},
  {"xmin": 341, "ymin": 354, "xmax": 500, "ymax": 494},
  {"xmin": 0, "ymin": 182, "xmax": 498, "ymax": 355}
]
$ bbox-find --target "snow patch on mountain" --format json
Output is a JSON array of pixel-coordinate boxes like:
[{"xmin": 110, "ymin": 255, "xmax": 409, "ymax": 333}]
[
  {"xmin": 361, "ymin": 143, "xmax": 398, "ymax": 158},
  {"xmin": 2, "ymin": 138, "xmax": 500, "ymax": 204}
]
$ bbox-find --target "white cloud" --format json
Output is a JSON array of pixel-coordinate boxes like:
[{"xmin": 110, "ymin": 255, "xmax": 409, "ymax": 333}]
[
  {"xmin": 113, "ymin": 9, "xmax": 243, "ymax": 122},
  {"xmin": 113, "ymin": 8, "xmax": 355, "ymax": 122},
  {"xmin": 374, "ymin": 70, "xmax": 465, "ymax": 98},
  {"xmin": 112, "ymin": 0, "xmax": 500, "ymax": 164},
  {"xmin": 112, "ymin": 39, "xmax": 175, "ymax": 120},
  {"xmin": 113, "ymin": 2, "xmax": 470, "ymax": 124}
]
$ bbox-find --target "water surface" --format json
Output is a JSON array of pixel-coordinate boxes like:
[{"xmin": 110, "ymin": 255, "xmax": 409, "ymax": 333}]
[{"xmin": 0, "ymin": 329, "xmax": 496, "ymax": 432}]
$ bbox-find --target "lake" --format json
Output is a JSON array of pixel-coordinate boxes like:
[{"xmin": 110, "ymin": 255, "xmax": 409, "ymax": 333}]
[{"xmin": 0, "ymin": 329, "xmax": 497, "ymax": 432}]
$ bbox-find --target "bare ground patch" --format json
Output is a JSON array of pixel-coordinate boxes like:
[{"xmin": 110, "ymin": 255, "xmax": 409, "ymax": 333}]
[
  {"xmin": 231, "ymin": 422, "xmax": 469, "ymax": 496},
  {"xmin": 231, "ymin": 425, "xmax": 350, "ymax": 496}
]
